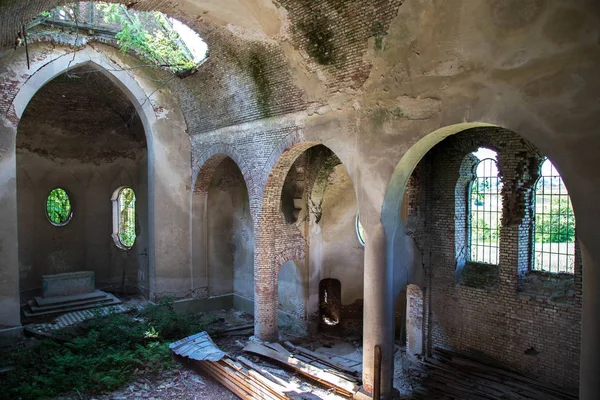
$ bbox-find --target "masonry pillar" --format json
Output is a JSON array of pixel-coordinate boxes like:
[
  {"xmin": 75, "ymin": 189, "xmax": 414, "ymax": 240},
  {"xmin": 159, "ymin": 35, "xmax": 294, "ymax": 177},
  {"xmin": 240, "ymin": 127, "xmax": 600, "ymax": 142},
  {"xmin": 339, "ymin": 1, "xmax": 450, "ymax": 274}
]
[
  {"xmin": 360, "ymin": 221, "xmax": 394, "ymax": 398},
  {"xmin": 254, "ymin": 224, "xmax": 279, "ymax": 342},
  {"xmin": 0, "ymin": 118, "xmax": 21, "ymax": 331},
  {"xmin": 580, "ymin": 241, "xmax": 600, "ymax": 399}
]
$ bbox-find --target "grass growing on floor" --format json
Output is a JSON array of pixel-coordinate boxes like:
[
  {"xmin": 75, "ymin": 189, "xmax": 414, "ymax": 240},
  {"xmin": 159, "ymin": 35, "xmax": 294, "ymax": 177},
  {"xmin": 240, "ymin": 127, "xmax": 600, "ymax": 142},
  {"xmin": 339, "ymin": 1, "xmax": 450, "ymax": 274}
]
[{"xmin": 0, "ymin": 298, "xmax": 207, "ymax": 400}]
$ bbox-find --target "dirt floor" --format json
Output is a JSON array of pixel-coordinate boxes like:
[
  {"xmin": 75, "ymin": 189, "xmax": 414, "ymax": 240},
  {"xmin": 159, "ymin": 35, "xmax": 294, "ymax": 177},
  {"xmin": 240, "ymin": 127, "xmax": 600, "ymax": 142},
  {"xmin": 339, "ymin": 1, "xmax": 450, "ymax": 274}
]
[{"xmin": 52, "ymin": 366, "xmax": 240, "ymax": 400}]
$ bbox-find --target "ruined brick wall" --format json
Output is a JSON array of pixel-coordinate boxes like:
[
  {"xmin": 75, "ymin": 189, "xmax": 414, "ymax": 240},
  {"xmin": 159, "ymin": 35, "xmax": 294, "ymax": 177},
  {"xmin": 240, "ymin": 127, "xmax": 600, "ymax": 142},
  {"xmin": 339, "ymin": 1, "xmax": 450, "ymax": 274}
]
[
  {"xmin": 276, "ymin": 0, "xmax": 403, "ymax": 92},
  {"xmin": 1, "ymin": 1, "xmax": 308, "ymax": 134},
  {"xmin": 171, "ymin": 25, "xmax": 307, "ymax": 134},
  {"xmin": 405, "ymin": 127, "xmax": 582, "ymax": 388},
  {"xmin": 1, "ymin": 0, "xmax": 407, "ymax": 135}
]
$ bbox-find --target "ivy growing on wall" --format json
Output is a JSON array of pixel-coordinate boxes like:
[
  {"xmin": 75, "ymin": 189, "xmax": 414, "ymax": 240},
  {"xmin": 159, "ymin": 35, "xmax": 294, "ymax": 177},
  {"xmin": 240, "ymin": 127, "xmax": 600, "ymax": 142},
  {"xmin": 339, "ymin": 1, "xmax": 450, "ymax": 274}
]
[{"xmin": 98, "ymin": 3, "xmax": 196, "ymax": 73}]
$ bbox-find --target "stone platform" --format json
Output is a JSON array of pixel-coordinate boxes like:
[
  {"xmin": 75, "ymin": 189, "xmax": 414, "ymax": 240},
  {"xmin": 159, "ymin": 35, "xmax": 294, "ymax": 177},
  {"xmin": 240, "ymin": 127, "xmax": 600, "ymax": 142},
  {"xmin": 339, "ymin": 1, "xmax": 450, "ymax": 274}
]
[
  {"xmin": 42, "ymin": 271, "xmax": 95, "ymax": 298},
  {"xmin": 23, "ymin": 290, "xmax": 121, "ymax": 317}
]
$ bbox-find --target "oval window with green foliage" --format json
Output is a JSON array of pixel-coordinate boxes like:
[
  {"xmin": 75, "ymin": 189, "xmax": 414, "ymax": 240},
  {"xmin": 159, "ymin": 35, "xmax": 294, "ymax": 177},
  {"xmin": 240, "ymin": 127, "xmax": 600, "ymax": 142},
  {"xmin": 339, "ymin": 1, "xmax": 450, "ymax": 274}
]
[
  {"xmin": 46, "ymin": 188, "xmax": 73, "ymax": 226},
  {"xmin": 112, "ymin": 187, "xmax": 136, "ymax": 249}
]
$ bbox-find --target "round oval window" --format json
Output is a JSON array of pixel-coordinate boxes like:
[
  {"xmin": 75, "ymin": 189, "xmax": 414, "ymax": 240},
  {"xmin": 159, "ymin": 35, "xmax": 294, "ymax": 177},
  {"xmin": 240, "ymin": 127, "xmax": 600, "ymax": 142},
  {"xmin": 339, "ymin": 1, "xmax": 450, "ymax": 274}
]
[
  {"xmin": 356, "ymin": 213, "xmax": 366, "ymax": 246},
  {"xmin": 46, "ymin": 188, "xmax": 73, "ymax": 226}
]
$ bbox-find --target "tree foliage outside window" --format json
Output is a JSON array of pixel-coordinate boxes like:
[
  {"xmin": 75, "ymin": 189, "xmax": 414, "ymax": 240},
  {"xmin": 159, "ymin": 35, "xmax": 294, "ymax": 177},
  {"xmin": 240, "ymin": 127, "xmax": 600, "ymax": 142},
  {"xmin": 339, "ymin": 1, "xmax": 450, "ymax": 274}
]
[
  {"xmin": 117, "ymin": 187, "xmax": 136, "ymax": 249},
  {"xmin": 533, "ymin": 159, "xmax": 575, "ymax": 273},
  {"xmin": 469, "ymin": 150, "xmax": 502, "ymax": 265},
  {"xmin": 535, "ymin": 197, "xmax": 575, "ymax": 243},
  {"xmin": 98, "ymin": 3, "xmax": 197, "ymax": 73},
  {"xmin": 46, "ymin": 188, "xmax": 73, "ymax": 226},
  {"xmin": 37, "ymin": 3, "xmax": 203, "ymax": 74}
]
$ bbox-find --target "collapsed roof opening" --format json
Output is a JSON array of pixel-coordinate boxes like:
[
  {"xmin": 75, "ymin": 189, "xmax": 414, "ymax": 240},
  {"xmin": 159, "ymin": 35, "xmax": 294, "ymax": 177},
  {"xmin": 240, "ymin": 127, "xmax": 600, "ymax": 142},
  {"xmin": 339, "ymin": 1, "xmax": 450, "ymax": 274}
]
[{"xmin": 28, "ymin": 2, "xmax": 208, "ymax": 75}]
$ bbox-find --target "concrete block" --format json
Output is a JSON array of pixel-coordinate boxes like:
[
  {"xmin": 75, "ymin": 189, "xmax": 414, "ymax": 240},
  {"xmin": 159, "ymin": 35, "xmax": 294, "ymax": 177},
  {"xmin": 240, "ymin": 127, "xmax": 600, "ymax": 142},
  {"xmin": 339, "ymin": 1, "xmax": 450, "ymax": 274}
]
[{"xmin": 42, "ymin": 271, "xmax": 95, "ymax": 298}]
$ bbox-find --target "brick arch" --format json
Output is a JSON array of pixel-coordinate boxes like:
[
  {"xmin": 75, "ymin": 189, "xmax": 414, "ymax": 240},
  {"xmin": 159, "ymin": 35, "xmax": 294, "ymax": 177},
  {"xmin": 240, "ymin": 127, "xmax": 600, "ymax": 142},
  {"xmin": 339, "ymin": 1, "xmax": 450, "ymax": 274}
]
[
  {"xmin": 275, "ymin": 248, "xmax": 305, "ymax": 274},
  {"xmin": 193, "ymin": 146, "xmax": 252, "ymax": 198},
  {"xmin": 254, "ymin": 140, "xmax": 364, "ymax": 341},
  {"xmin": 253, "ymin": 141, "xmax": 318, "ymax": 341}
]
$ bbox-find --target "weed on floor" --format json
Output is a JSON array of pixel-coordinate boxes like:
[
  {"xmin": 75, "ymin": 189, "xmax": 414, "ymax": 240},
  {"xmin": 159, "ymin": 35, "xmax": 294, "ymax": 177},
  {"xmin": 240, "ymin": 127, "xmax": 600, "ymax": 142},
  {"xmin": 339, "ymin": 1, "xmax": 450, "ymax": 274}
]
[{"xmin": 0, "ymin": 298, "xmax": 207, "ymax": 400}]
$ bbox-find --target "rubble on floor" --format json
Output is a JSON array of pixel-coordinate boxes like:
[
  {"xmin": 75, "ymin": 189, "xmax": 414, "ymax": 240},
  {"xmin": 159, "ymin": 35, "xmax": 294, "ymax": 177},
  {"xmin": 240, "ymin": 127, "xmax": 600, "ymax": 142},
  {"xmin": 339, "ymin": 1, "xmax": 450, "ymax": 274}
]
[
  {"xmin": 50, "ymin": 366, "xmax": 239, "ymax": 400},
  {"xmin": 171, "ymin": 331, "xmax": 359, "ymax": 399}
]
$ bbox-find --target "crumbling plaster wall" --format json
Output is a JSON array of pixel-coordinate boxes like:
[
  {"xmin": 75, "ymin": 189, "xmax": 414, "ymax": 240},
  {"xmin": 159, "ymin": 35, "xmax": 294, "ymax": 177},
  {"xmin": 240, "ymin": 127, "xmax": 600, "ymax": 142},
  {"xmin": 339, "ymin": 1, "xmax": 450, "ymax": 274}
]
[
  {"xmin": 1, "ymin": 0, "xmax": 600, "ymax": 395},
  {"xmin": 186, "ymin": 1, "xmax": 600, "ymax": 394},
  {"xmin": 17, "ymin": 155, "xmax": 148, "ymax": 294},
  {"xmin": 0, "ymin": 41, "xmax": 190, "ymax": 328}
]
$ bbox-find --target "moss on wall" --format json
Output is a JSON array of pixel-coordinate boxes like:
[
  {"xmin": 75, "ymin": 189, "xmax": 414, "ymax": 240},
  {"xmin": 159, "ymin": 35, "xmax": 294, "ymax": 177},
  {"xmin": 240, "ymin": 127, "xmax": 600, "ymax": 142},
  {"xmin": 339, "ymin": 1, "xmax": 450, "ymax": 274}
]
[
  {"xmin": 298, "ymin": 16, "xmax": 337, "ymax": 66},
  {"xmin": 247, "ymin": 50, "xmax": 272, "ymax": 118}
]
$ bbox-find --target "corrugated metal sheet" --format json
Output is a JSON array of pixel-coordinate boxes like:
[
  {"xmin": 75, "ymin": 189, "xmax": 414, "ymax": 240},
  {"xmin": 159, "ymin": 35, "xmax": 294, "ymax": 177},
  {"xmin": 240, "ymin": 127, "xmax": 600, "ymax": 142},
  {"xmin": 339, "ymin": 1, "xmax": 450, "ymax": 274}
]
[{"xmin": 169, "ymin": 331, "xmax": 226, "ymax": 361}]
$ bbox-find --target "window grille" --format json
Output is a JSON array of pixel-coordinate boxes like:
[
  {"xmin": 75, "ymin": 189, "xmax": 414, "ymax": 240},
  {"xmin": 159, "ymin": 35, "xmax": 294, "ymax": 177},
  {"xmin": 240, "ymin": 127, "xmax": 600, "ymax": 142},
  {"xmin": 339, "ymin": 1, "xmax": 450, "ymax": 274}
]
[
  {"xmin": 112, "ymin": 187, "xmax": 136, "ymax": 249},
  {"xmin": 533, "ymin": 159, "xmax": 575, "ymax": 273},
  {"xmin": 46, "ymin": 188, "xmax": 73, "ymax": 226},
  {"xmin": 469, "ymin": 154, "xmax": 502, "ymax": 265}
]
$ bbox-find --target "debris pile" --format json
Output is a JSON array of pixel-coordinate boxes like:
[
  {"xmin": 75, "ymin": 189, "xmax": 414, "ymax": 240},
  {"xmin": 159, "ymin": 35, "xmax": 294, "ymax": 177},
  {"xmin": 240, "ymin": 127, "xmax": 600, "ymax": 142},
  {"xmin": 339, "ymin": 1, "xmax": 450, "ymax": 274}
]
[{"xmin": 170, "ymin": 332, "xmax": 361, "ymax": 399}]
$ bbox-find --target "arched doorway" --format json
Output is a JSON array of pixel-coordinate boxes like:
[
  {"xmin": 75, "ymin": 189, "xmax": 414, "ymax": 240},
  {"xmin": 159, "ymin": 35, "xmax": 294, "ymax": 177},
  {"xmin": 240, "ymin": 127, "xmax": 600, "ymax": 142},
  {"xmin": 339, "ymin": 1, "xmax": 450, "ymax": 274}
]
[
  {"xmin": 255, "ymin": 143, "xmax": 362, "ymax": 341},
  {"xmin": 192, "ymin": 155, "xmax": 253, "ymax": 307},
  {"xmin": 384, "ymin": 125, "xmax": 582, "ymax": 392},
  {"xmin": 17, "ymin": 64, "xmax": 149, "ymax": 300},
  {"xmin": 0, "ymin": 44, "xmax": 190, "ymax": 328}
]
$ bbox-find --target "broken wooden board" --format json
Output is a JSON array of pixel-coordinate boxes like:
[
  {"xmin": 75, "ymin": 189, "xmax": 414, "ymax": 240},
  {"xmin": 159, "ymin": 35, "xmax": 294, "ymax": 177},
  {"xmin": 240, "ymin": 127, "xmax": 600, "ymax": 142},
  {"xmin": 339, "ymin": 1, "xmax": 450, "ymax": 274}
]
[
  {"xmin": 412, "ymin": 348, "xmax": 578, "ymax": 400},
  {"xmin": 283, "ymin": 341, "xmax": 359, "ymax": 377},
  {"xmin": 244, "ymin": 341, "xmax": 359, "ymax": 397},
  {"xmin": 171, "ymin": 331, "xmax": 306, "ymax": 400}
]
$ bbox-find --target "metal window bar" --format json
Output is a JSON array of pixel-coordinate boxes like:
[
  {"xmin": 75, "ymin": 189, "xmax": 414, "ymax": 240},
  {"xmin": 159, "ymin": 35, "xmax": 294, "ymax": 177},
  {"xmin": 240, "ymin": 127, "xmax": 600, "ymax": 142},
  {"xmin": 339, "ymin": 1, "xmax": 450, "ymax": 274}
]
[
  {"xmin": 533, "ymin": 159, "xmax": 575, "ymax": 273},
  {"xmin": 470, "ymin": 158, "xmax": 502, "ymax": 265},
  {"xmin": 118, "ymin": 188, "xmax": 136, "ymax": 248}
]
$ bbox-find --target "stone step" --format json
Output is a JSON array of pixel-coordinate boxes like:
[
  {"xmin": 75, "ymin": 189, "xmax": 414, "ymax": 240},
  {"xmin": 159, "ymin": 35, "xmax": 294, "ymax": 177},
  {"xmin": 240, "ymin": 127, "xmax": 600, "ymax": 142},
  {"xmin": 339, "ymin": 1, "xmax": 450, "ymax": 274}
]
[
  {"xmin": 29, "ymin": 296, "xmax": 114, "ymax": 313},
  {"xmin": 23, "ymin": 293, "xmax": 122, "ymax": 318},
  {"xmin": 34, "ymin": 290, "xmax": 108, "ymax": 307}
]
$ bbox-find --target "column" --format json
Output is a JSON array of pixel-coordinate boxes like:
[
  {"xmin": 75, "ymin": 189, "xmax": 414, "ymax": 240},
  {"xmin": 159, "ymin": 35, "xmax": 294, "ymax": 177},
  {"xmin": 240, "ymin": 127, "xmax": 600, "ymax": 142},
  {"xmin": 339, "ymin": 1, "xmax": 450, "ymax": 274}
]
[
  {"xmin": 0, "ymin": 119, "xmax": 21, "ymax": 330},
  {"xmin": 361, "ymin": 222, "xmax": 394, "ymax": 398},
  {"xmin": 580, "ymin": 241, "xmax": 600, "ymax": 399}
]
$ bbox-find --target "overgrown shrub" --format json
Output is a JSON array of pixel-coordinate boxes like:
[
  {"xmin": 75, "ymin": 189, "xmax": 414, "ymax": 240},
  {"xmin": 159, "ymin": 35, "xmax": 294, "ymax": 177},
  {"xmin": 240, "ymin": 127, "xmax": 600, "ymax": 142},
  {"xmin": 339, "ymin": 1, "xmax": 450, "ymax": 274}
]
[{"xmin": 0, "ymin": 299, "xmax": 205, "ymax": 399}]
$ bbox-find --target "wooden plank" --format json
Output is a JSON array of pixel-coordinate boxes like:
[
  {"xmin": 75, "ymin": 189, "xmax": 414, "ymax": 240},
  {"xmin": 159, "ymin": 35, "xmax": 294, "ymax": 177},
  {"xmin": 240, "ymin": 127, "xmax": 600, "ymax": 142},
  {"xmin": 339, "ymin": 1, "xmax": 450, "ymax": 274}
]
[
  {"xmin": 283, "ymin": 341, "xmax": 358, "ymax": 377},
  {"xmin": 244, "ymin": 341, "xmax": 358, "ymax": 396},
  {"xmin": 201, "ymin": 360, "xmax": 277, "ymax": 400},
  {"xmin": 193, "ymin": 361, "xmax": 252, "ymax": 400},
  {"xmin": 237, "ymin": 356, "xmax": 293, "ymax": 389}
]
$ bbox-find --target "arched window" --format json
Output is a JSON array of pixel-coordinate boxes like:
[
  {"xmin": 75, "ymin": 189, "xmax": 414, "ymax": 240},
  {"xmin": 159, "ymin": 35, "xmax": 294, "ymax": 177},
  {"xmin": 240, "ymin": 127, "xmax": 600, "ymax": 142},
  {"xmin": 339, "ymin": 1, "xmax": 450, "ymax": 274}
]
[
  {"xmin": 469, "ymin": 148, "xmax": 502, "ymax": 264},
  {"xmin": 46, "ymin": 188, "xmax": 73, "ymax": 226},
  {"xmin": 533, "ymin": 159, "xmax": 575, "ymax": 273},
  {"xmin": 112, "ymin": 187, "xmax": 136, "ymax": 250}
]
